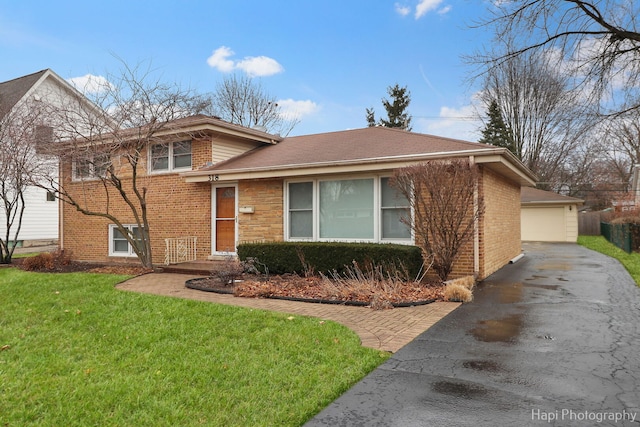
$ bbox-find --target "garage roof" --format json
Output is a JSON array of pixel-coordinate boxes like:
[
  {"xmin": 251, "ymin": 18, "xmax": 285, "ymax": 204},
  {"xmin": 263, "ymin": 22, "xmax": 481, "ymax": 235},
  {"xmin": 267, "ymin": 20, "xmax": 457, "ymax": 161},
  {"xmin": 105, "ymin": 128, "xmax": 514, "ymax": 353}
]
[{"xmin": 521, "ymin": 187, "xmax": 584, "ymax": 205}]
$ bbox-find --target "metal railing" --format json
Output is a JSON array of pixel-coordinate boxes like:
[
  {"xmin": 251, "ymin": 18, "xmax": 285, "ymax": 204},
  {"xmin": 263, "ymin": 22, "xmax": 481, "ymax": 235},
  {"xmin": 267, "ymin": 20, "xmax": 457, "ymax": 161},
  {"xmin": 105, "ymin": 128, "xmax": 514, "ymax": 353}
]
[{"xmin": 164, "ymin": 236, "xmax": 197, "ymax": 265}]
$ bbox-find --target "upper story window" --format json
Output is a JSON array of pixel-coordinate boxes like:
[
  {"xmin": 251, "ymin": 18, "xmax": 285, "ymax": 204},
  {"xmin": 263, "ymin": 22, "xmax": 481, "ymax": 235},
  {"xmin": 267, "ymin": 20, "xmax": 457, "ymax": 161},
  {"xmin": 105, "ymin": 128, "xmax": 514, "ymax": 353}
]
[
  {"xmin": 73, "ymin": 153, "xmax": 111, "ymax": 181},
  {"xmin": 150, "ymin": 141, "xmax": 192, "ymax": 173}
]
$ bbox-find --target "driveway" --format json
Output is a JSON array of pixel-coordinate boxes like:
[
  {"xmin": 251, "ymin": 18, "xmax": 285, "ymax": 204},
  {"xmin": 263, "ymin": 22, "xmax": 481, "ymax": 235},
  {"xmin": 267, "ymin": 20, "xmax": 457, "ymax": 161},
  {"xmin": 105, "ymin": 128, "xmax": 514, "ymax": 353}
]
[{"xmin": 306, "ymin": 242, "xmax": 640, "ymax": 426}]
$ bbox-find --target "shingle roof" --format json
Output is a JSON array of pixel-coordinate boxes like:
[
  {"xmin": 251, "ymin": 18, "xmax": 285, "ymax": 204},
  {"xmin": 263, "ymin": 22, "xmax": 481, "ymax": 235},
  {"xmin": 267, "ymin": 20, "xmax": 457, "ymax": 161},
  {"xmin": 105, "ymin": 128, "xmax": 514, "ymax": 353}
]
[
  {"xmin": 0, "ymin": 69, "xmax": 48, "ymax": 118},
  {"xmin": 200, "ymin": 126, "xmax": 499, "ymax": 172},
  {"xmin": 521, "ymin": 187, "xmax": 584, "ymax": 204}
]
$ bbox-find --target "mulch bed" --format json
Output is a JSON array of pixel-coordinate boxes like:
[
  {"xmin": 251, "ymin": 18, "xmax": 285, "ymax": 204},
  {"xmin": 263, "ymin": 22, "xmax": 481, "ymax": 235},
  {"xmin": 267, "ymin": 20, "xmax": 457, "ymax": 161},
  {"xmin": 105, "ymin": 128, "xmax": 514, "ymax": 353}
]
[
  {"xmin": 11, "ymin": 256, "xmax": 446, "ymax": 308},
  {"xmin": 186, "ymin": 275, "xmax": 446, "ymax": 308},
  {"xmin": 11, "ymin": 257, "xmax": 152, "ymax": 276}
]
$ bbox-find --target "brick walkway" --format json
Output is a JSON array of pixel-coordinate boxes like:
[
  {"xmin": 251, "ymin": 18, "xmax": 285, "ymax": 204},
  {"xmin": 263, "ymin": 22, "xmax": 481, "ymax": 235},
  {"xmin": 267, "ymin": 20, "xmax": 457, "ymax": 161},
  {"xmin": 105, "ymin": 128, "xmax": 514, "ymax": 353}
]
[{"xmin": 117, "ymin": 273, "xmax": 460, "ymax": 353}]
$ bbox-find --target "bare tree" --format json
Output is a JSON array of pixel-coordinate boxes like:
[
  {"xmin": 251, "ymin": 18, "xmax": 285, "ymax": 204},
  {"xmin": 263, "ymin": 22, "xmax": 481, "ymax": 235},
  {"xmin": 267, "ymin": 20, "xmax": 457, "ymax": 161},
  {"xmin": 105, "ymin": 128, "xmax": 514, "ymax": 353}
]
[
  {"xmin": 476, "ymin": 0, "xmax": 640, "ymax": 116},
  {"xmin": 391, "ymin": 159, "xmax": 484, "ymax": 281},
  {"xmin": 0, "ymin": 100, "xmax": 53, "ymax": 263},
  {"xmin": 607, "ymin": 114, "xmax": 640, "ymax": 184},
  {"xmin": 42, "ymin": 62, "xmax": 204, "ymax": 269},
  {"xmin": 207, "ymin": 74, "xmax": 298, "ymax": 136},
  {"xmin": 479, "ymin": 44, "xmax": 593, "ymax": 189}
]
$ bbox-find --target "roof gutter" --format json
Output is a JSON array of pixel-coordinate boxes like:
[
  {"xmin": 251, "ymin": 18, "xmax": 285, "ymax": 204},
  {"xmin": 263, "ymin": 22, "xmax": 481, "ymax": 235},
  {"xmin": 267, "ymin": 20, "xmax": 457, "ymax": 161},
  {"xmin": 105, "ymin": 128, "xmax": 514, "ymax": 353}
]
[{"xmin": 182, "ymin": 147, "xmax": 537, "ymax": 183}]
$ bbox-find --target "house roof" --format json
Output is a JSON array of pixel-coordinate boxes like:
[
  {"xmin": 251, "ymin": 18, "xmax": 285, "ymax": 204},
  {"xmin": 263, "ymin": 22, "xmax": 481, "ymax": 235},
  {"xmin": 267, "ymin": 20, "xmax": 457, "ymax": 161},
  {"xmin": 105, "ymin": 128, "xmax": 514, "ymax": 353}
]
[
  {"xmin": 139, "ymin": 114, "xmax": 284, "ymax": 145},
  {"xmin": 521, "ymin": 187, "xmax": 584, "ymax": 205},
  {"xmin": 182, "ymin": 126, "xmax": 538, "ymax": 185},
  {"xmin": 52, "ymin": 114, "xmax": 282, "ymax": 151},
  {"xmin": 0, "ymin": 69, "xmax": 48, "ymax": 118}
]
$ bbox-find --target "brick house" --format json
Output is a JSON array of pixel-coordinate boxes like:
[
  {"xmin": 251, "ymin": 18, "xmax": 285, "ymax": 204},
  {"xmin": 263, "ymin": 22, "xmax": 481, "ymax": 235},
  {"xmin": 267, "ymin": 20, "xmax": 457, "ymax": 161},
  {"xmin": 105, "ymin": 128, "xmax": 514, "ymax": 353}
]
[{"xmin": 60, "ymin": 115, "xmax": 536, "ymax": 280}]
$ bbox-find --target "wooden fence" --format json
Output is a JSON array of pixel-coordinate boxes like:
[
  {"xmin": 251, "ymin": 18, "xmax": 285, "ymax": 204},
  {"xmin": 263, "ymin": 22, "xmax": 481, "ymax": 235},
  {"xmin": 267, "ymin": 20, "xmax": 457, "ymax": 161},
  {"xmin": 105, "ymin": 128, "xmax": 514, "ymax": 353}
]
[{"xmin": 578, "ymin": 212, "xmax": 604, "ymax": 236}]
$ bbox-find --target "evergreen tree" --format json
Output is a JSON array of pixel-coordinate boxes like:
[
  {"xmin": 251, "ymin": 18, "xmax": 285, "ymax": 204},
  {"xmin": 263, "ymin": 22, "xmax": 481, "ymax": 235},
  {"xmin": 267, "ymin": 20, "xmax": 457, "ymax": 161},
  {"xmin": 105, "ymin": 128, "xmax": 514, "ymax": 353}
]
[
  {"xmin": 365, "ymin": 84, "xmax": 412, "ymax": 130},
  {"xmin": 366, "ymin": 107, "xmax": 376, "ymax": 127},
  {"xmin": 479, "ymin": 99, "xmax": 515, "ymax": 154}
]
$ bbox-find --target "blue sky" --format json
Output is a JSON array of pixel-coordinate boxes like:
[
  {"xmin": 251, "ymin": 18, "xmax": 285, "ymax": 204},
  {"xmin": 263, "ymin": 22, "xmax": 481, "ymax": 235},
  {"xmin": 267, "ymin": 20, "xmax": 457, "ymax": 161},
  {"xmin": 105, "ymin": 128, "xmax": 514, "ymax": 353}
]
[{"xmin": 0, "ymin": 0, "xmax": 493, "ymax": 140}]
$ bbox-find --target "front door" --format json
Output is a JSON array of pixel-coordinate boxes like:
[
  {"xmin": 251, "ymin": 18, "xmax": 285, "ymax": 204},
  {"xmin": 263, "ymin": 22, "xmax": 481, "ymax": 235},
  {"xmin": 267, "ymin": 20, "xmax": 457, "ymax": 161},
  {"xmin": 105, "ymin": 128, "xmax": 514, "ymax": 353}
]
[{"xmin": 214, "ymin": 186, "xmax": 236, "ymax": 253}]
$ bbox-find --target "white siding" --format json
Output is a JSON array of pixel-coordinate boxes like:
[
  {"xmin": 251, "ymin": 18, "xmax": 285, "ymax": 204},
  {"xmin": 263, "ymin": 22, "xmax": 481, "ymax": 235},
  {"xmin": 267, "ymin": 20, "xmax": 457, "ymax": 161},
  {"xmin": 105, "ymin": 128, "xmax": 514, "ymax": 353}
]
[
  {"xmin": 0, "ymin": 71, "xmax": 95, "ymax": 244},
  {"xmin": 0, "ymin": 186, "xmax": 59, "ymax": 240}
]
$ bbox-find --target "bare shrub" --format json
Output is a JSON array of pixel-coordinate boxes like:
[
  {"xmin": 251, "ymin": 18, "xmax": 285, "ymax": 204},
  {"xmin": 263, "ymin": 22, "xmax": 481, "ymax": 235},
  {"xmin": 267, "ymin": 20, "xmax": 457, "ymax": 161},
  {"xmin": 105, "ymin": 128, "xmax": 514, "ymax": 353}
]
[
  {"xmin": 392, "ymin": 160, "xmax": 484, "ymax": 281},
  {"xmin": 444, "ymin": 283, "xmax": 473, "ymax": 303},
  {"xmin": 448, "ymin": 275, "xmax": 476, "ymax": 291},
  {"xmin": 295, "ymin": 246, "xmax": 315, "ymax": 277},
  {"xmin": 21, "ymin": 249, "xmax": 72, "ymax": 272},
  {"xmin": 319, "ymin": 260, "xmax": 420, "ymax": 309},
  {"xmin": 241, "ymin": 257, "xmax": 269, "ymax": 281},
  {"xmin": 211, "ymin": 256, "xmax": 244, "ymax": 285}
]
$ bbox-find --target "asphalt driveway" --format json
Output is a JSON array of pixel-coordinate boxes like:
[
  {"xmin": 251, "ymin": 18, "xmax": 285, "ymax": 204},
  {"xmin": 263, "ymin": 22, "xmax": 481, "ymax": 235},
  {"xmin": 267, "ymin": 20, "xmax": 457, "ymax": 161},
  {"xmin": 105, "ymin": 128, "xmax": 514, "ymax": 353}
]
[{"xmin": 306, "ymin": 242, "xmax": 640, "ymax": 426}]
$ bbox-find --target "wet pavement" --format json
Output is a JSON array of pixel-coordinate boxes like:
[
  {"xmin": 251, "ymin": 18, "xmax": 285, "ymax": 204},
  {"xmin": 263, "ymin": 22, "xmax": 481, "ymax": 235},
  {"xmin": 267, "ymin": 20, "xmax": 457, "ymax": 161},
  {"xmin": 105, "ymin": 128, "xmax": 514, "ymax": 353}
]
[{"xmin": 306, "ymin": 242, "xmax": 640, "ymax": 426}]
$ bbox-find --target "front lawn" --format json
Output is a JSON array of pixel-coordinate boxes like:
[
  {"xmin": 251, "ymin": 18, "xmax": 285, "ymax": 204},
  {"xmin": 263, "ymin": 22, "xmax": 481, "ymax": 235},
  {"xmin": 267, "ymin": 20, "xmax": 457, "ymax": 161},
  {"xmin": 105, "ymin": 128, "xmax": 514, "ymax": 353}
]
[
  {"xmin": 0, "ymin": 269, "xmax": 388, "ymax": 426},
  {"xmin": 578, "ymin": 235, "xmax": 640, "ymax": 286}
]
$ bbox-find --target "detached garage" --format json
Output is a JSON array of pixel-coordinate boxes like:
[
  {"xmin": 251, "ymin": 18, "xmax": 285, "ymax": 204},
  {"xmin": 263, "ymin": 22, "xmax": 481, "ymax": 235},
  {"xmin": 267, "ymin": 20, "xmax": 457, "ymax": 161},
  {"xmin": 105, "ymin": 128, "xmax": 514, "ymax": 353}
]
[{"xmin": 521, "ymin": 187, "xmax": 584, "ymax": 242}]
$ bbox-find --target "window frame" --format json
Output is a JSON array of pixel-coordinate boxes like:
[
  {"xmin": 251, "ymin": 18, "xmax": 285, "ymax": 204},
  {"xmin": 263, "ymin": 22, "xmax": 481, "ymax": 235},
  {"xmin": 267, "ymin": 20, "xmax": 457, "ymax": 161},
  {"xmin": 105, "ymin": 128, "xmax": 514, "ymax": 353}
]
[
  {"xmin": 72, "ymin": 152, "xmax": 110, "ymax": 181},
  {"xmin": 108, "ymin": 224, "xmax": 140, "ymax": 257},
  {"xmin": 284, "ymin": 175, "xmax": 413, "ymax": 244},
  {"xmin": 380, "ymin": 177, "xmax": 412, "ymax": 240},
  {"xmin": 149, "ymin": 140, "xmax": 192, "ymax": 174}
]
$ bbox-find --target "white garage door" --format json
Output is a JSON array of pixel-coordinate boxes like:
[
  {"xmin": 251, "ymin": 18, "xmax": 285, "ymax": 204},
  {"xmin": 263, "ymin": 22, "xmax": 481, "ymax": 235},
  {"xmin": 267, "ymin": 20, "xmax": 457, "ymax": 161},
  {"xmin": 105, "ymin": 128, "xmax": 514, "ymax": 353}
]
[{"xmin": 521, "ymin": 207, "xmax": 566, "ymax": 242}]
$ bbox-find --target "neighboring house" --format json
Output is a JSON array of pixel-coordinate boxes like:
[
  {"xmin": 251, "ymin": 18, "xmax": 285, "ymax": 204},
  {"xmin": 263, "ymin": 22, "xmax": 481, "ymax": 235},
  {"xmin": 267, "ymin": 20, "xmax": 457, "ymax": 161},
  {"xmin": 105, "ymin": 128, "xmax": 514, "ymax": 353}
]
[
  {"xmin": 631, "ymin": 164, "xmax": 640, "ymax": 207},
  {"xmin": 59, "ymin": 116, "xmax": 537, "ymax": 280},
  {"xmin": 0, "ymin": 69, "xmax": 98, "ymax": 247},
  {"xmin": 521, "ymin": 187, "xmax": 583, "ymax": 242}
]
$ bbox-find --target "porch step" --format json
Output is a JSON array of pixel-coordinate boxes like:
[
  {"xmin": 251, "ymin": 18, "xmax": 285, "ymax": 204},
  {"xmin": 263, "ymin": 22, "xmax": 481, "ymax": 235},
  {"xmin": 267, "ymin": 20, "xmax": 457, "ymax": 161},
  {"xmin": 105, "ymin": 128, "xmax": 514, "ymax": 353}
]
[{"xmin": 160, "ymin": 260, "xmax": 228, "ymax": 276}]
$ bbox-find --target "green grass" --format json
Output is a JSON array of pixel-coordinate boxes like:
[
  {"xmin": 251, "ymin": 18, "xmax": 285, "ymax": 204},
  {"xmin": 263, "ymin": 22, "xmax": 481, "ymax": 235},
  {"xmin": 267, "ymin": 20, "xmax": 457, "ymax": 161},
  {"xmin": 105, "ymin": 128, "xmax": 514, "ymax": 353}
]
[
  {"xmin": 0, "ymin": 269, "xmax": 388, "ymax": 426},
  {"xmin": 578, "ymin": 235, "xmax": 640, "ymax": 286}
]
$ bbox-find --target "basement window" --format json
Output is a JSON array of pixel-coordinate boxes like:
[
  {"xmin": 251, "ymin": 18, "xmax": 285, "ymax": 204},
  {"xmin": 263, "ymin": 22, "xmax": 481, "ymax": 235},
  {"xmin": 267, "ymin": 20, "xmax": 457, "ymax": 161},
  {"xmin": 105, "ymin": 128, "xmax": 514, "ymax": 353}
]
[{"xmin": 109, "ymin": 224, "xmax": 141, "ymax": 257}]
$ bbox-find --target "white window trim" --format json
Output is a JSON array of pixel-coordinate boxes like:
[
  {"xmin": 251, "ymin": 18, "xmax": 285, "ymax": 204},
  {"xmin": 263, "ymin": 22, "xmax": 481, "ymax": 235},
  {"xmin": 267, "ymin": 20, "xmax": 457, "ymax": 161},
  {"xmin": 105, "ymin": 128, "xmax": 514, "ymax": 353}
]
[
  {"xmin": 108, "ymin": 224, "xmax": 139, "ymax": 257},
  {"xmin": 149, "ymin": 140, "xmax": 192, "ymax": 174},
  {"xmin": 284, "ymin": 175, "xmax": 414, "ymax": 244},
  {"xmin": 72, "ymin": 154, "xmax": 109, "ymax": 182}
]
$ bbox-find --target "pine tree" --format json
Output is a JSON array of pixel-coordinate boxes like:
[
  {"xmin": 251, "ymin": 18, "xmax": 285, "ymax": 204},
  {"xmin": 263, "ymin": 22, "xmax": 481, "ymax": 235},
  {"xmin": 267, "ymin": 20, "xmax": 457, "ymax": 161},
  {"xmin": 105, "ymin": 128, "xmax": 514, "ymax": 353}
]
[
  {"xmin": 365, "ymin": 84, "xmax": 412, "ymax": 130},
  {"xmin": 479, "ymin": 99, "xmax": 515, "ymax": 155}
]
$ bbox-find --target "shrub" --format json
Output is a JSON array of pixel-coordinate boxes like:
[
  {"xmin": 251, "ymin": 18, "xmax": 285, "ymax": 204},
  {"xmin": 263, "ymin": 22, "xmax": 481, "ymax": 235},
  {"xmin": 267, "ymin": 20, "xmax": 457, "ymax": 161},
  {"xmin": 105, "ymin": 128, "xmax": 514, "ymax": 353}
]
[
  {"xmin": 444, "ymin": 283, "xmax": 473, "ymax": 303},
  {"xmin": 236, "ymin": 241, "xmax": 424, "ymax": 278},
  {"xmin": 21, "ymin": 249, "xmax": 72, "ymax": 272}
]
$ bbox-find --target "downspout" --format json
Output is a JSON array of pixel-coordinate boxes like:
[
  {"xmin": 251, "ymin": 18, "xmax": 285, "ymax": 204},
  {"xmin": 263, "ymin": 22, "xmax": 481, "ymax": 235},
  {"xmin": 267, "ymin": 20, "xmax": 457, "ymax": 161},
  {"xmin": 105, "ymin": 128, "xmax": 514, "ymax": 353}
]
[
  {"xmin": 470, "ymin": 156, "xmax": 480, "ymax": 278},
  {"xmin": 58, "ymin": 163, "xmax": 64, "ymax": 251}
]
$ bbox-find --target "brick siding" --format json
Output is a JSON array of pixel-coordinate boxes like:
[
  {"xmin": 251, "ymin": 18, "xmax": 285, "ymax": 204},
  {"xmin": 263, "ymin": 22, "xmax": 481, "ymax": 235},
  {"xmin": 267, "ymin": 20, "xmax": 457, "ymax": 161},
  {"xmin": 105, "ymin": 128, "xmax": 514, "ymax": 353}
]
[
  {"xmin": 62, "ymin": 139, "xmax": 523, "ymax": 277},
  {"xmin": 62, "ymin": 138, "xmax": 213, "ymax": 265},
  {"xmin": 237, "ymin": 179, "xmax": 284, "ymax": 243},
  {"xmin": 478, "ymin": 166, "xmax": 522, "ymax": 278}
]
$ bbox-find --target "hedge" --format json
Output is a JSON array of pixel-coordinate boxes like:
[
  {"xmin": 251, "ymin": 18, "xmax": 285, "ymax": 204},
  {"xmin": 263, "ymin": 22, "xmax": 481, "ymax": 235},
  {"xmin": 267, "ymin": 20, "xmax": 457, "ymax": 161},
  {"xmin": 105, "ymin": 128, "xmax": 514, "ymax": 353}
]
[{"xmin": 236, "ymin": 241, "xmax": 424, "ymax": 278}]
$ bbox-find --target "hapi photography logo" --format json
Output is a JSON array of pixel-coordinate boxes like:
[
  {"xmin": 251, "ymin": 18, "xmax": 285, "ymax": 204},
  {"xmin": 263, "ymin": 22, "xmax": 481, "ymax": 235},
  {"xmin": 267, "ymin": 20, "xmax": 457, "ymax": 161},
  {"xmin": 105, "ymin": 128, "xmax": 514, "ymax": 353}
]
[{"xmin": 532, "ymin": 408, "xmax": 637, "ymax": 423}]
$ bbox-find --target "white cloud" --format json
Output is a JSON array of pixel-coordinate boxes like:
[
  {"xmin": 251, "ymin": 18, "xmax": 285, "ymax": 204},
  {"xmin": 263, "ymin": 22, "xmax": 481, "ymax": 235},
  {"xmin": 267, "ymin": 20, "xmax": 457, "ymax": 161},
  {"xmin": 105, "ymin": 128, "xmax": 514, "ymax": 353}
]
[
  {"xmin": 67, "ymin": 74, "xmax": 113, "ymax": 94},
  {"xmin": 206, "ymin": 46, "xmax": 236, "ymax": 73},
  {"xmin": 237, "ymin": 56, "xmax": 284, "ymax": 77},
  {"xmin": 415, "ymin": 0, "xmax": 444, "ymax": 19},
  {"xmin": 417, "ymin": 103, "xmax": 483, "ymax": 141},
  {"xmin": 437, "ymin": 5, "xmax": 452, "ymax": 15},
  {"xmin": 395, "ymin": 3, "xmax": 411, "ymax": 16},
  {"xmin": 207, "ymin": 45, "xmax": 284, "ymax": 77},
  {"xmin": 277, "ymin": 99, "xmax": 320, "ymax": 121}
]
